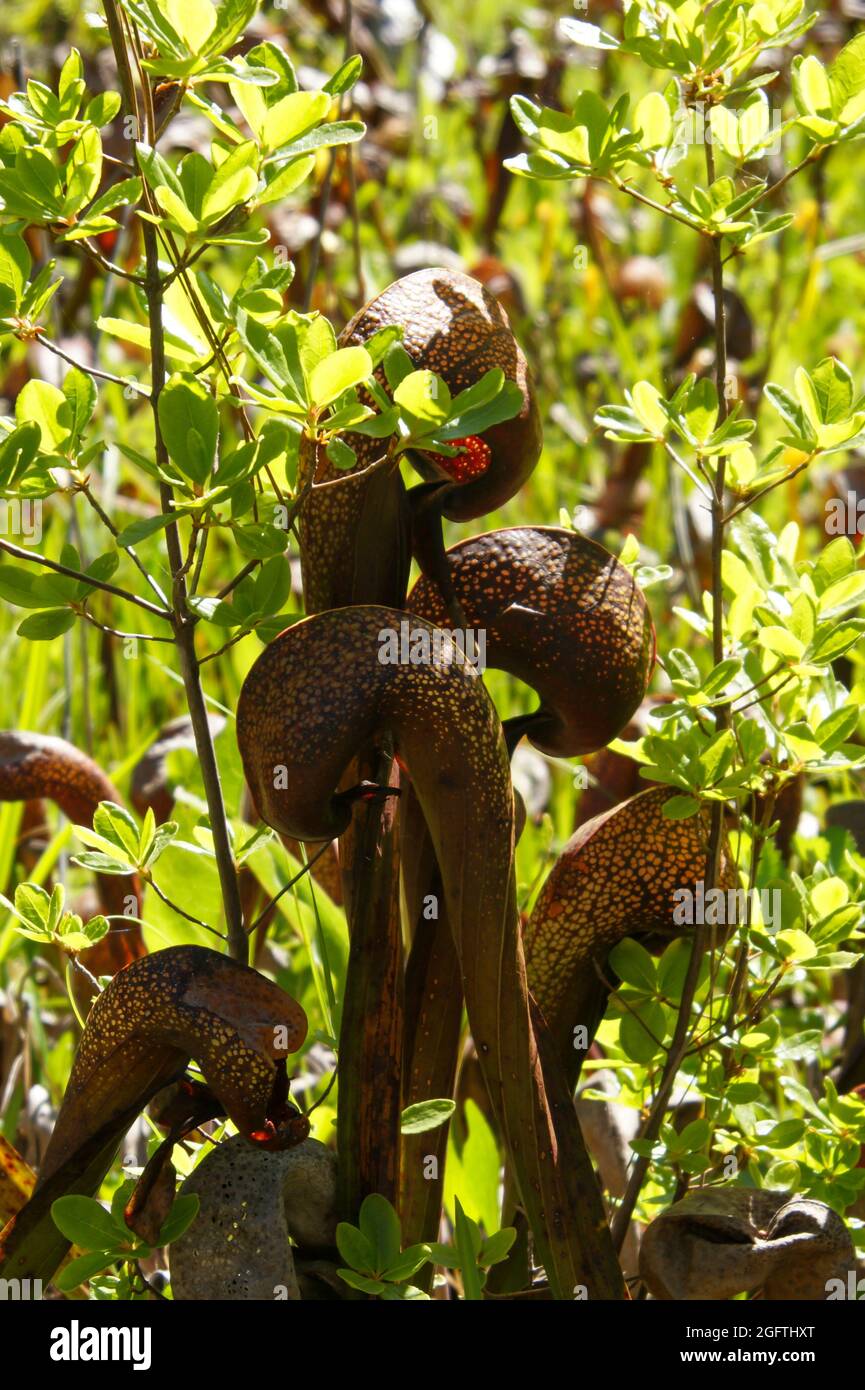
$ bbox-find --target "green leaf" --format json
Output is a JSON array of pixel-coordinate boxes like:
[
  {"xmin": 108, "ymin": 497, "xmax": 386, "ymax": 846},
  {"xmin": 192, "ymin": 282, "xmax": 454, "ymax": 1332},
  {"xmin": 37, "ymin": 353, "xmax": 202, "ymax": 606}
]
[
  {"xmin": 157, "ymin": 1194, "xmax": 200, "ymax": 1246},
  {"xmin": 559, "ymin": 18, "xmax": 619, "ymax": 51},
  {"xmin": 394, "ymin": 369, "xmax": 450, "ymax": 429},
  {"xmin": 352, "ymin": 406, "xmax": 399, "ymax": 439},
  {"xmin": 595, "ymin": 404, "xmax": 655, "ymax": 443},
  {"xmin": 308, "ymin": 346, "xmax": 372, "ymax": 409},
  {"xmin": 608, "ymin": 937, "xmax": 656, "ymax": 991},
  {"xmin": 701, "ymin": 658, "xmax": 742, "ymax": 697},
  {"xmin": 335, "ymin": 1221, "xmax": 377, "ymax": 1274},
  {"xmin": 478, "ymin": 1227, "xmax": 517, "ymax": 1267},
  {"xmin": 235, "ymin": 314, "xmax": 305, "ymax": 405},
  {"xmin": 757, "ymin": 625, "xmax": 804, "ymax": 660},
  {"xmin": 811, "ymin": 877, "xmax": 849, "ymax": 918},
  {"xmin": 817, "ymin": 571, "xmax": 865, "ymax": 617},
  {"xmin": 323, "ymin": 55, "xmax": 363, "ymax": 97},
  {"xmin": 658, "ymin": 938, "xmax": 707, "ymax": 1004},
  {"xmin": 98, "ymin": 316, "xmax": 204, "ymax": 368},
  {"xmin": 630, "ymin": 381, "xmax": 668, "ymax": 438},
  {"xmin": 151, "ymin": 189, "xmax": 200, "ymax": 236},
  {"xmin": 257, "ymin": 154, "xmax": 315, "ymax": 205},
  {"xmin": 815, "ymin": 705, "xmax": 859, "ymax": 753},
  {"xmin": 831, "ymin": 32, "xmax": 865, "ymax": 126},
  {"xmin": 86, "ymin": 92, "xmax": 122, "ymax": 128},
  {"xmin": 262, "ymin": 90, "xmax": 329, "ymax": 152},
  {"xmin": 203, "ymin": 0, "xmax": 258, "ymax": 60},
  {"xmin": 73, "ymin": 819, "xmax": 137, "ymax": 873},
  {"xmin": 683, "ymin": 377, "xmax": 718, "ymax": 444},
  {"xmin": 765, "ymin": 1159, "xmax": 802, "ymax": 1189},
  {"xmin": 0, "ymin": 567, "xmax": 44, "ymax": 609},
  {"xmin": 116, "ymin": 514, "xmax": 175, "ymax": 548},
  {"xmin": 427, "ymin": 1241, "xmax": 462, "ymax": 1270},
  {"xmin": 55, "ymin": 1251, "xmax": 119, "ymax": 1293},
  {"xmin": 142, "ymin": 820, "xmax": 179, "ymax": 869},
  {"xmin": 14, "ymin": 881, "xmax": 52, "ymax": 932},
  {"xmin": 808, "ymin": 356, "xmax": 855, "ymax": 423},
  {"xmin": 811, "ymin": 621, "xmax": 865, "ymax": 663},
  {"xmin": 201, "ymin": 141, "xmax": 258, "ymax": 223},
  {"xmin": 794, "ymin": 54, "xmax": 833, "ymax": 117},
  {"xmin": 324, "ymin": 438, "xmax": 356, "ymax": 471},
  {"xmin": 696, "ymin": 729, "xmax": 736, "ymax": 786},
  {"xmin": 764, "ymin": 382, "xmax": 817, "ymax": 449},
  {"xmin": 675, "ymin": 1118, "xmax": 710, "ymax": 1153},
  {"xmin": 400, "ymin": 1099, "xmax": 456, "ymax": 1134},
  {"xmin": 444, "ymin": 1099, "xmax": 500, "ymax": 1236},
  {"xmin": 619, "ymin": 533, "xmax": 641, "ymax": 569},
  {"xmin": 65, "ymin": 126, "xmax": 102, "ymax": 213},
  {"xmin": 380, "ymin": 1243, "xmax": 431, "ymax": 1282},
  {"xmin": 0, "ymin": 229, "xmax": 30, "ymax": 315},
  {"xmin": 453, "ymin": 1197, "xmax": 483, "ymax": 1300},
  {"xmin": 157, "ymin": 373, "xmax": 219, "ymax": 485},
  {"xmin": 661, "ymin": 794, "xmax": 701, "ymax": 820},
  {"xmin": 437, "ymin": 380, "xmax": 523, "ymax": 441},
  {"xmin": 232, "ymin": 520, "xmax": 290, "ymax": 559},
  {"xmin": 62, "ymin": 367, "xmax": 96, "ymax": 442},
  {"xmin": 243, "ymin": 39, "xmax": 298, "ymax": 97},
  {"xmin": 19, "ymin": 148, "xmax": 63, "ymax": 214},
  {"xmin": 16, "ymin": 379, "xmax": 70, "ymax": 451},
  {"xmin": 58, "ymin": 47, "xmax": 83, "ymax": 101},
  {"xmin": 93, "ymin": 801, "xmax": 142, "ymax": 862},
  {"xmin": 263, "ymin": 121, "xmax": 365, "ymax": 163},
  {"xmin": 739, "ymin": 92, "xmax": 772, "ymax": 155},
  {"xmin": 788, "ymin": 592, "xmax": 815, "ymax": 647},
  {"xmin": 337, "ymin": 1268, "xmax": 386, "ymax": 1295},
  {"xmin": 620, "ymin": 999, "xmax": 666, "ymax": 1063},
  {"xmin": 358, "ymin": 1193, "xmax": 401, "ymax": 1272},
  {"xmin": 173, "ymin": 153, "xmax": 212, "ymax": 223},
  {"xmin": 252, "ymin": 555, "xmax": 291, "ymax": 615},
  {"xmin": 135, "ymin": 141, "xmax": 184, "ymax": 200},
  {"xmin": 79, "ymin": 914, "xmax": 110, "ymax": 945},
  {"xmin": 293, "ymin": 314, "xmax": 338, "ymax": 396},
  {"xmin": 383, "ymin": 343, "xmax": 415, "ymax": 391},
  {"xmin": 51, "ymin": 1196, "xmax": 125, "ymax": 1252},
  {"xmin": 443, "ymin": 368, "xmax": 505, "ymax": 421},
  {"xmin": 74, "ymin": 849, "xmax": 136, "ymax": 876},
  {"xmin": 535, "ymin": 108, "xmax": 591, "ymax": 166},
  {"xmin": 635, "ymin": 91, "xmax": 672, "ymax": 149},
  {"xmin": 17, "ymin": 609, "xmax": 75, "ymax": 640},
  {"xmin": 172, "ymin": 0, "xmax": 218, "ymax": 51},
  {"xmin": 761, "ymin": 1119, "xmax": 806, "ymax": 1149},
  {"xmin": 356, "ymin": 324, "xmax": 403, "ymax": 370},
  {"xmin": 814, "ymin": 536, "xmax": 856, "ymax": 590},
  {"xmin": 776, "ymin": 928, "xmax": 817, "ymax": 962},
  {"xmin": 0, "ymin": 423, "xmax": 41, "ymax": 488}
]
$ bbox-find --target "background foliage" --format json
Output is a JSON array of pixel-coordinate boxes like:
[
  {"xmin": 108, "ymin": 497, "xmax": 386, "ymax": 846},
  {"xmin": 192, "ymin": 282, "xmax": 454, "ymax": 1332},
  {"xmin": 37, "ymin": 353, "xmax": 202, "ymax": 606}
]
[{"xmin": 1, "ymin": 0, "xmax": 865, "ymax": 1299}]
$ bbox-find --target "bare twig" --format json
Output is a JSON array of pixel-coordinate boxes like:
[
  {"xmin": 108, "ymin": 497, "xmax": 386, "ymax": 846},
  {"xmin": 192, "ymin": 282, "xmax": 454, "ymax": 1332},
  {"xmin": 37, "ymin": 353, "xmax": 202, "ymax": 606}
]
[
  {"xmin": 35, "ymin": 332, "xmax": 149, "ymax": 396},
  {"xmin": 0, "ymin": 535, "xmax": 170, "ymax": 619},
  {"xmin": 76, "ymin": 478, "xmax": 170, "ymax": 608}
]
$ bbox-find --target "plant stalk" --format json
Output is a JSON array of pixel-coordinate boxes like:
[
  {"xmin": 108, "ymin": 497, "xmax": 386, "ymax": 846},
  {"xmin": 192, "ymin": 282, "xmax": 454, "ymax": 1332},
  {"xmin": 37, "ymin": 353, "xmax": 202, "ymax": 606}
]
[
  {"xmin": 612, "ymin": 134, "xmax": 732, "ymax": 1253},
  {"xmin": 335, "ymin": 747, "xmax": 404, "ymax": 1218},
  {"xmin": 104, "ymin": 0, "xmax": 246, "ymax": 962}
]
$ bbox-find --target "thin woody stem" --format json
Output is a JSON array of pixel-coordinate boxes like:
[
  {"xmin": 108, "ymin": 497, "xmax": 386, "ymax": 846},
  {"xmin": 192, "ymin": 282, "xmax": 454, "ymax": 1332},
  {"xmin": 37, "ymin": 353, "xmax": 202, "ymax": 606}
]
[
  {"xmin": 0, "ymin": 535, "xmax": 169, "ymax": 619},
  {"xmin": 612, "ymin": 136, "xmax": 732, "ymax": 1255},
  {"xmin": 103, "ymin": 0, "xmax": 247, "ymax": 964}
]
